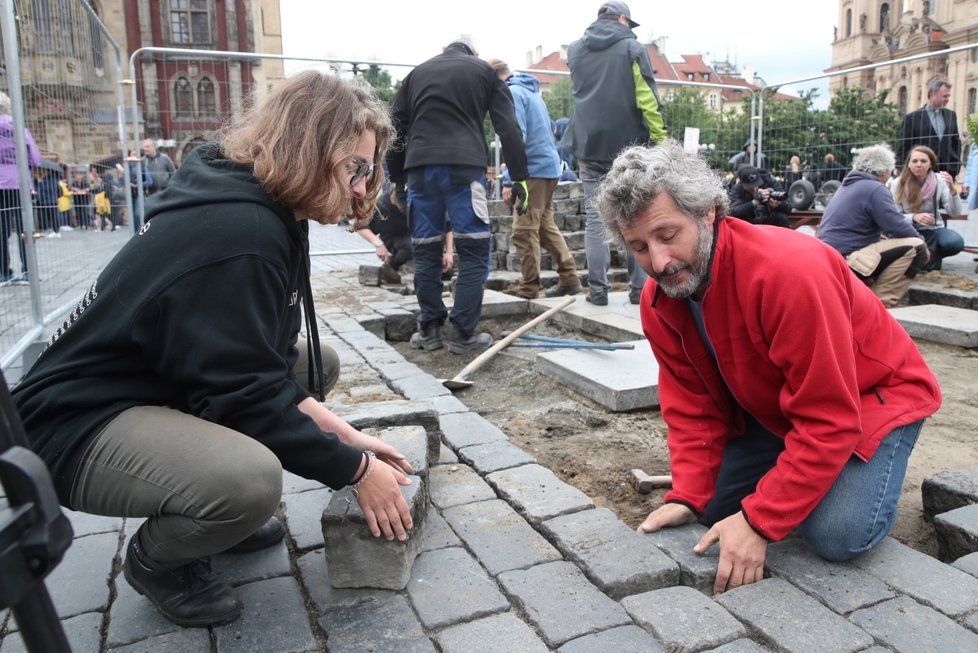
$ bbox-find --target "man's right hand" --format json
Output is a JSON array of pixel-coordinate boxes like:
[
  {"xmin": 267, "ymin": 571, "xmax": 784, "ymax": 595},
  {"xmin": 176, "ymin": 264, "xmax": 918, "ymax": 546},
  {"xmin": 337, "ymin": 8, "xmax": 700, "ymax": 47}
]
[{"xmin": 511, "ymin": 180, "xmax": 529, "ymax": 215}]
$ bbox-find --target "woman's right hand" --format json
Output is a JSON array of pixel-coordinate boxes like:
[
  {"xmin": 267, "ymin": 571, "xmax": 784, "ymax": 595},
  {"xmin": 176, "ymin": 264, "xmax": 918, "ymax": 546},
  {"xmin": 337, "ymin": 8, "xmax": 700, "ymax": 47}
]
[
  {"xmin": 913, "ymin": 212, "xmax": 935, "ymax": 227},
  {"xmin": 353, "ymin": 456, "xmax": 413, "ymax": 541}
]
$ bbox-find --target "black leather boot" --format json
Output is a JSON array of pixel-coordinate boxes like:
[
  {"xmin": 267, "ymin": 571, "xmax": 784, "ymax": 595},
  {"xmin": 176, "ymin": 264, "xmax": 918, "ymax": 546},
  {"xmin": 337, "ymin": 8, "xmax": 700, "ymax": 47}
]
[
  {"xmin": 224, "ymin": 516, "xmax": 286, "ymax": 554},
  {"xmin": 123, "ymin": 535, "xmax": 242, "ymax": 627}
]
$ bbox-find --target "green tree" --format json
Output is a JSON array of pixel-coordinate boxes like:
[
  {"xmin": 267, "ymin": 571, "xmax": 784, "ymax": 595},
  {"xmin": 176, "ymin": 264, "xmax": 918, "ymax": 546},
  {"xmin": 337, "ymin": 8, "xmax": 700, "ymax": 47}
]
[
  {"xmin": 542, "ymin": 77, "xmax": 573, "ymax": 122},
  {"xmin": 358, "ymin": 64, "xmax": 398, "ymax": 105},
  {"xmin": 822, "ymin": 86, "xmax": 901, "ymax": 167}
]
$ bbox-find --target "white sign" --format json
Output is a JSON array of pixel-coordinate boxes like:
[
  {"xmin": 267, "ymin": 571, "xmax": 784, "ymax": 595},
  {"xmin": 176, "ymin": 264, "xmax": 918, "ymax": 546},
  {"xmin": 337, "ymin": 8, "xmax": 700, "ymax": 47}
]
[{"xmin": 683, "ymin": 127, "xmax": 701, "ymax": 154}]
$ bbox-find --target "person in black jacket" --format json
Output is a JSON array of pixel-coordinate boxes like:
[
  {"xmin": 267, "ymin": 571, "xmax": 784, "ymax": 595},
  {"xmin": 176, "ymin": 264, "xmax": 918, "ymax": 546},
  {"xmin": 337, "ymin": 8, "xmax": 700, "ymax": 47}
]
[
  {"xmin": 897, "ymin": 77, "xmax": 961, "ymax": 177},
  {"xmin": 12, "ymin": 71, "xmax": 414, "ymax": 629},
  {"xmin": 388, "ymin": 36, "xmax": 529, "ymax": 354},
  {"xmin": 726, "ymin": 165, "xmax": 792, "ymax": 228}
]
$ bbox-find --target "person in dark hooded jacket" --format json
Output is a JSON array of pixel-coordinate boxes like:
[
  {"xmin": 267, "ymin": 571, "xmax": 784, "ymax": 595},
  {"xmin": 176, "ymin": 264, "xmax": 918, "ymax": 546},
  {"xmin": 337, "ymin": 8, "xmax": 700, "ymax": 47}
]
[
  {"xmin": 726, "ymin": 164, "xmax": 792, "ymax": 228},
  {"xmin": 13, "ymin": 71, "xmax": 414, "ymax": 629}
]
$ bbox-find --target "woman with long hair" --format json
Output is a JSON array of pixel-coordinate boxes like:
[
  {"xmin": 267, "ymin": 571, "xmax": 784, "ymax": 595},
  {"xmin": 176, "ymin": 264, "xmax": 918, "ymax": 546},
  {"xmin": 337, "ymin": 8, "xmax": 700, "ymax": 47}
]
[
  {"xmin": 13, "ymin": 71, "xmax": 414, "ymax": 628},
  {"xmin": 893, "ymin": 144, "xmax": 964, "ymax": 270}
]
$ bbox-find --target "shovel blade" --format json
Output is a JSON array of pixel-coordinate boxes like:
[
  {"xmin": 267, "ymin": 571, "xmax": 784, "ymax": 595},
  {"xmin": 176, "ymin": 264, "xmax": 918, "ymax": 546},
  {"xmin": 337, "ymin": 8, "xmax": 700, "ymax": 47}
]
[{"xmin": 440, "ymin": 378, "xmax": 474, "ymax": 390}]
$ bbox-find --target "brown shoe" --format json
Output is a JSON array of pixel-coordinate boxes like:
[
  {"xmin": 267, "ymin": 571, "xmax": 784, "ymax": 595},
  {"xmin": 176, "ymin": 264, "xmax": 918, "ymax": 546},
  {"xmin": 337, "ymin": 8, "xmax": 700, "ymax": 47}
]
[{"xmin": 545, "ymin": 283, "xmax": 582, "ymax": 298}]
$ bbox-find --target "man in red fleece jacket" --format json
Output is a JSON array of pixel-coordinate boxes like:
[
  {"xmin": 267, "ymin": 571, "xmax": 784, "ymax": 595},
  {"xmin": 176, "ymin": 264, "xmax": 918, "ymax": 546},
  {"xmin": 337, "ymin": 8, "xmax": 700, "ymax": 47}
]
[{"xmin": 596, "ymin": 141, "xmax": 941, "ymax": 594}]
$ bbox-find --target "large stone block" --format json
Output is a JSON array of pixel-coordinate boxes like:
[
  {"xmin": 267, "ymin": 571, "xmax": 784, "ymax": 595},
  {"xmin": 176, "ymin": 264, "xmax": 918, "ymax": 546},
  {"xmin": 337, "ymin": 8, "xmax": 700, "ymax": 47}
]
[
  {"xmin": 889, "ymin": 304, "xmax": 978, "ymax": 347},
  {"xmin": 322, "ymin": 476, "xmax": 428, "ymax": 590},
  {"xmin": 358, "ymin": 264, "xmax": 382, "ymax": 286},
  {"xmin": 363, "ymin": 425, "xmax": 431, "ymax": 479},
  {"xmin": 922, "ymin": 468, "xmax": 978, "ymax": 522},
  {"xmin": 934, "ymin": 503, "xmax": 978, "ymax": 563},
  {"xmin": 335, "ymin": 400, "xmax": 442, "ymax": 462}
]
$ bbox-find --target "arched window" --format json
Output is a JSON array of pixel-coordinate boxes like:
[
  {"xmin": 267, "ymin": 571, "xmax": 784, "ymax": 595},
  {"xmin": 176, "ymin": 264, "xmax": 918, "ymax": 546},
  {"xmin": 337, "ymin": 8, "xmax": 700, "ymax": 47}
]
[
  {"xmin": 898, "ymin": 86, "xmax": 908, "ymax": 114},
  {"xmin": 880, "ymin": 3, "xmax": 890, "ymax": 32},
  {"xmin": 968, "ymin": 88, "xmax": 977, "ymax": 116},
  {"xmin": 197, "ymin": 77, "xmax": 216, "ymax": 117},
  {"xmin": 174, "ymin": 76, "xmax": 194, "ymax": 117},
  {"xmin": 32, "ymin": 0, "xmax": 55, "ymax": 53},
  {"xmin": 846, "ymin": 8, "xmax": 853, "ymax": 37},
  {"xmin": 56, "ymin": 0, "xmax": 76, "ymax": 56}
]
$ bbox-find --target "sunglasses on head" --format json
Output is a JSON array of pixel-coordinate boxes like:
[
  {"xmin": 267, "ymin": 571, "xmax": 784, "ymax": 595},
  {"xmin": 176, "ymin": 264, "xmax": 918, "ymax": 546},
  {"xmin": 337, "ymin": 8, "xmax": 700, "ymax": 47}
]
[{"xmin": 349, "ymin": 159, "xmax": 375, "ymax": 187}]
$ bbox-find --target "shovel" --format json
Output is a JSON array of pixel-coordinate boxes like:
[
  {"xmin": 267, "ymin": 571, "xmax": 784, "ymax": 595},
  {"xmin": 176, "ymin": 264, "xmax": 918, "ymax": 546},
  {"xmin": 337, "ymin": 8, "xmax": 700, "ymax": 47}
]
[{"xmin": 440, "ymin": 296, "xmax": 576, "ymax": 390}]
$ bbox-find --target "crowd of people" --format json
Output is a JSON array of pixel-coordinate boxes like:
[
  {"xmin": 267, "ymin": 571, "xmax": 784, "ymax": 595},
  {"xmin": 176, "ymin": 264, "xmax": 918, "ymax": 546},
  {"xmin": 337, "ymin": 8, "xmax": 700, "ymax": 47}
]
[{"xmin": 3, "ymin": 0, "xmax": 976, "ymax": 634}]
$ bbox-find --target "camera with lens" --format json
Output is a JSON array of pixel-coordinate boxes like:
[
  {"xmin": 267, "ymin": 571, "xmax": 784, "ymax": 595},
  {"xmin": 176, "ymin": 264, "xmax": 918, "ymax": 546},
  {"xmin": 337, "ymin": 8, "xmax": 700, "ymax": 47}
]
[{"xmin": 754, "ymin": 189, "xmax": 787, "ymax": 203}]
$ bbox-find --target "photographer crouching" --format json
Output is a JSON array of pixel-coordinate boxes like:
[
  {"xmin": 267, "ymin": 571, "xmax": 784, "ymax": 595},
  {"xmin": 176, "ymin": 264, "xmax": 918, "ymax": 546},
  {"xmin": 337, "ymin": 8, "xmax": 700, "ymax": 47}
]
[{"xmin": 727, "ymin": 164, "xmax": 792, "ymax": 228}]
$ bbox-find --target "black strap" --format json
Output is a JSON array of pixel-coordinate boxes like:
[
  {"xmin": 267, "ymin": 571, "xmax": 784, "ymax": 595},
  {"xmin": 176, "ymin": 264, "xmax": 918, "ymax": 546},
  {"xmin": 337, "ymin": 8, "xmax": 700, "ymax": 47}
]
[{"xmin": 299, "ymin": 223, "xmax": 325, "ymax": 401}]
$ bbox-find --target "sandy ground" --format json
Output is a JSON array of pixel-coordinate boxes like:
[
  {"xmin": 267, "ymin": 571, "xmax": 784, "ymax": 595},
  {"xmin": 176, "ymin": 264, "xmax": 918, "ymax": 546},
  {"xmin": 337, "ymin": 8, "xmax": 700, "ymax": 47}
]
[{"xmin": 393, "ymin": 284, "xmax": 978, "ymax": 558}]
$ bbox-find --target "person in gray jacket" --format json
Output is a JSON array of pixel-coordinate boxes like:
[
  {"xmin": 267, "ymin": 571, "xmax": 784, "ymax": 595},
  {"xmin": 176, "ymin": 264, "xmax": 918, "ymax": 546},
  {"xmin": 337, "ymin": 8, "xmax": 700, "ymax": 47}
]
[
  {"xmin": 562, "ymin": 1, "xmax": 667, "ymax": 305},
  {"xmin": 817, "ymin": 144, "xmax": 927, "ymax": 307},
  {"xmin": 141, "ymin": 138, "xmax": 176, "ymax": 195}
]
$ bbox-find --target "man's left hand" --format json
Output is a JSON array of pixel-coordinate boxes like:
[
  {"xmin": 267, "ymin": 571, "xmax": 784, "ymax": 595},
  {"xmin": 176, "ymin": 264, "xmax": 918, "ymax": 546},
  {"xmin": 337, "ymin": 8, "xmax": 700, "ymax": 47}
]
[
  {"xmin": 511, "ymin": 180, "xmax": 529, "ymax": 215},
  {"xmin": 694, "ymin": 511, "xmax": 767, "ymax": 594}
]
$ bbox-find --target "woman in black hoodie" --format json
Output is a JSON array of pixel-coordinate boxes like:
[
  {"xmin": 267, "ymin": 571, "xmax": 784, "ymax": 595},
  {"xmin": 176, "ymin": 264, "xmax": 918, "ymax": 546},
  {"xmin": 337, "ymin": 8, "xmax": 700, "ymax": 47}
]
[{"xmin": 13, "ymin": 71, "xmax": 414, "ymax": 628}]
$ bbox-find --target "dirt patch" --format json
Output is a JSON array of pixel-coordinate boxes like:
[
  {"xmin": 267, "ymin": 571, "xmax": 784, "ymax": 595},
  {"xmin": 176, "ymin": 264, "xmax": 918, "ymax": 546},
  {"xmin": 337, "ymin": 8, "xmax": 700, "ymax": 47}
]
[
  {"xmin": 394, "ymin": 312, "xmax": 978, "ymax": 558},
  {"xmin": 912, "ymin": 270, "xmax": 978, "ymax": 292}
]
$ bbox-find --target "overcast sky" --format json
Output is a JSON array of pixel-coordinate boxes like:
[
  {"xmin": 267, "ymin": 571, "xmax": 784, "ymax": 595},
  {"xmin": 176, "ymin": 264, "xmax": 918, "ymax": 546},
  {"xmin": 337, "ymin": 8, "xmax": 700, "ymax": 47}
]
[{"xmin": 280, "ymin": 1, "xmax": 838, "ymax": 102}]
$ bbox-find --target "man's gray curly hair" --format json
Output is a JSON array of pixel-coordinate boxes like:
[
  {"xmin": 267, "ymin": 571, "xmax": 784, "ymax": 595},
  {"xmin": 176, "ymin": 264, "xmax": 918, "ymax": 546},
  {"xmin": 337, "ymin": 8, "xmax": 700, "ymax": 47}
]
[
  {"xmin": 851, "ymin": 144, "xmax": 894, "ymax": 177},
  {"xmin": 596, "ymin": 140, "xmax": 729, "ymax": 247}
]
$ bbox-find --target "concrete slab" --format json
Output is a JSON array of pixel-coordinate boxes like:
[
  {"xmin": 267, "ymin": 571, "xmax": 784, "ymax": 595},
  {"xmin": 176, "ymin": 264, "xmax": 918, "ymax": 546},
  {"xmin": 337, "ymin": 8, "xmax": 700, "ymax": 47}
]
[
  {"xmin": 536, "ymin": 339, "xmax": 659, "ymax": 412},
  {"xmin": 889, "ymin": 304, "xmax": 978, "ymax": 347}
]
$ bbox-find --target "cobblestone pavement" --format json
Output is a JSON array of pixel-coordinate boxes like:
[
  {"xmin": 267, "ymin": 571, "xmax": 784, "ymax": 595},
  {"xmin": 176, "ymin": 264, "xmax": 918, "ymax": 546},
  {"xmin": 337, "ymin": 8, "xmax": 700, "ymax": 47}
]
[{"xmin": 3, "ymin": 223, "xmax": 978, "ymax": 652}]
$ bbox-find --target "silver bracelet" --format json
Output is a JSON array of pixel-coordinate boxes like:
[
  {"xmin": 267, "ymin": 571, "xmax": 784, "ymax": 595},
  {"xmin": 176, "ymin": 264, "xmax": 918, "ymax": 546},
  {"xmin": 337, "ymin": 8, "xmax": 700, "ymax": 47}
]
[{"xmin": 351, "ymin": 450, "xmax": 376, "ymax": 498}]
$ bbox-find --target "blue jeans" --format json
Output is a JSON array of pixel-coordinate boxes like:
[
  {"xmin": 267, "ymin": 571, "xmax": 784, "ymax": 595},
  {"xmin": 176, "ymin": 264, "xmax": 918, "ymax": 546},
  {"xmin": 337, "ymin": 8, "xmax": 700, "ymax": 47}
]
[
  {"xmin": 407, "ymin": 165, "xmax": 490, "ymax": 338},
  {"xmin": 702, "ymin": 417, "xmax": 925, "ymax": 562},
  {"xmin": 579, "ymin": 160, "xmax": 647, "ymax": 296}
]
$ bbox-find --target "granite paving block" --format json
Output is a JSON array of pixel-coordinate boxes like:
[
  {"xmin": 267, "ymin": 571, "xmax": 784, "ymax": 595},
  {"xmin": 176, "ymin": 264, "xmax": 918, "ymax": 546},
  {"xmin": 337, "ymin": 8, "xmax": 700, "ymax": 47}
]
[
  {"xmin": 934, "ymin": 503, "xmax": 978, "ymax": 562},
  {"xmin": 557, "ymin": 625, "xmax": 666, "ymax": 653},
  {"xmin": 457, "ymin": 440, "xmax": 536, "ymax": 474},
  {"xmin": 536, "ymin": 339, "xmax": 658, "ymax": 412},
  {"xmin": 363, "ymin": 425, "xmax": 430, "ymax": 478},
  {"xmin": 497, "ymin": 560, "xmax": 632, "ymax": 648},
  {"xmin": 439, "ymin": 411, "xmax": 507, "ymax": 450},
  {"xmin": 765, "ymin": 539, "xmax": 895, "ymax": 613},
  {"xmin": 389, "ymin": 373, "xmax": 453, "ymax": 400},
  {"xmin": 702, "ymin": 639, "xmax": 771, "ymax": 652},
  {"xmin": 0, "ymin": 612, "xmax": 102, "ymax": 653},
  {"xmin": 63, "ymin": 507, "xmax": 123, "ymax": 537},
  {"xmin": 952, "ymin": 550, "xmax": 978, "ymax": 577},
  {"xmin": 640, "ymin": 523, "xmax": 719, "ymax": 590},
  {"xmin": 437, "ymin": 443, "xmax": 459, "ymax": 464},
  {"xmin": 581, "ymin": 311, "xmax": 646, "ymax": 341},
  {"xmin": 337, "ymin": 400, "xmax": 442, "ymax": 460},
  {"xmin": 622, "ymin": 585, "xmax": 747, "ymax": 651},
  {"xmin": 422, "ymin": 394, "xmax": 468, "ymax": 415},
  {"xmin": 375, "ymin": 360, "xmax": 427, "ymax": 382},
  {"xmin": 320, "ymin": 595, "xmax": 436, "ymax": 653},
  {"xmin": 381, "ymin": 308, "xmax": 416, "ymax": 341},
  {"xmin": 435, "ymin": 612, "xmax": 550, "ymax": 653},
  {"xmin": 441, "ymin": 499, "xmax": 562, "ymax": 575},
  {"xmin": 852, "ymin": 537, "xmax": 978, "ymax": 617},
  {"xmin": 715, "ymin": 578, "xmax": 874, "ymax": 653},
  {"xmin": 45, "ymin": 531, "xmax": 118, "ymax": 619},
  {"xmin": 322, "ymin": 478, "xmax": 426, "ymax": 590},
  {"xmin": 486, "ymin": 464, "xmax": 594, "ymax": 525},
  {"xmin": 297, "ymin": 548, "xmax": 395, "ymax": 611},
  {"xmin": 358, "ymin": 263, "xmax": 382, "ymax": 285},
  {"xmin": 420, "ymin": 506, "xmax": 461, "ymax": 552},
  {"xmin": 849, "ymin": 596, "xmax": 978, "ymax": 653},
  {"xmin": 282, "ymin": 470, "xmax": 325, "ymax": 495},
  {"xmin": 107, "ymin": 628, "xmax": 211, "ymax": 653},
  {"xmin": 908, "ymin": 285, "xmax": 978, "ymax": 310},
  {"xmin": 541, "ymin": 508, "xmax": 679, "ymax": 599},
  {"xmin": 212, "ymin": 540, "xmax": 292, "ymax": 585},
  {"xmin": 281, "ymin": 487, "xmax": 333, "ymax": 551},
  {"xmin": 324, "ymin": 315, "xmax": 367, "ymax": 334},
  {"xmin": 479, "ymin": 288, "xmax": 530, "ymax": 318},
  {"xmin": 429, "ymin": 464, "xmax": 497, "ymax": 509},
  {"xmin": 351, "ymin": 312, "xmax": 385, "ymax": 337},
  {"xmin": 214, "ymin": 576, "xmax": 316, "ymax": 653},
  {"xmin": 108, "ymin": 578, "xmax": 184, "ymax": 648},
  {"xmin": 406, "ymin": 547, "xmax": 510, "ymax": 630},
  {"xmin": 889, "ymin": 304, "xmax": 978, "ymax": 347},
  {"xmin": 922, "ymin": 468, "xmax": 978, "ymax": 521}
]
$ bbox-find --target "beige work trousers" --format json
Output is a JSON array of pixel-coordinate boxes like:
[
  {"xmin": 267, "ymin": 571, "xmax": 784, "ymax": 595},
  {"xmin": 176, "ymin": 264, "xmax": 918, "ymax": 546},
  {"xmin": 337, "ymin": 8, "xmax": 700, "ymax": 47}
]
[{"xmin": 511, "ymin": 178, "xmax": 579, "ymax": 297}]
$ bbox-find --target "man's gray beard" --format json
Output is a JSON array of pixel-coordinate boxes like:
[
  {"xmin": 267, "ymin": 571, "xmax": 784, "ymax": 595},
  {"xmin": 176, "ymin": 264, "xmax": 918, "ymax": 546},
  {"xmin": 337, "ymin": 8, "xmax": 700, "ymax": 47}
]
[{"xmin": 655, "ymin": 222, "xmax": 714, "ymax": 299}]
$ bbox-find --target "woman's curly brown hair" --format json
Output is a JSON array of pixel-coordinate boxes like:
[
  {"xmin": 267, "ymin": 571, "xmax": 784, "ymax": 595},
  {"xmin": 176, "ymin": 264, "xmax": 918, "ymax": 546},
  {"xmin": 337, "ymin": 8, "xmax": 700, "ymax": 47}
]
[{"xmin": 219, "ymin": 70, "xmax": 392, "ymax": 224}]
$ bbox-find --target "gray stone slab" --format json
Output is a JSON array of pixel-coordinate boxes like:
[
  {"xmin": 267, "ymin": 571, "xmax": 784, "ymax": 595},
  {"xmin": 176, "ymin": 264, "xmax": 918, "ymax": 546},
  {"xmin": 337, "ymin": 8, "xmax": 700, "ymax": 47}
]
[
  {"xmin": 441, "ymin": 499, "xmax": 562, "ymax": 575},
  {"xmin": 849, "ymin": 596, "xmax": 978, "ymax": 653},
  {"xmin": 640, "ymin": 523, "xmax": 719, "ymax": 591},
  {"xmin": 281, "ymin": 487, "xmax": 333, "ymax": 551},
  {"xmin": 62, "ymin": 507, "xmax": 123, "ymax": 537},
  {"xmin": 389, "ymin": 373, "xmax": 453, "ymax": 400},
  {"xmin": 282, "ymin": 470, "xmax": 325, "ymax": 495},
  {"xmin": 46, "ymin": 531, "xmax": 118, "ymax": 619},
  {"xmin": 435, "ymin": 612, "xmax": 550, "ymax": 653},
  {"xmin": 479, "ymin": 289, "xmax": 530, "ymax": 318},
  {"xmin": 0, "ymin": 612, "xmax": 102, "ymax": 653},
  {"xmin": 108, "ymin": 628, "xmax": 211, "ymax": 653},
  {"xmin": 375, "ymin": 360, "xmax": 427, "ymax": 382},
  {"xmin": 458, "ymin": 440, "xmax": 536, "ymax": 474},
  {"xmin": 359, "ymin": 263, "xmax": 382, "ymax": 285},
  {"xmin": 439, "ymin": 411, "xmax": 507, "ymax": 450},
  {"xmin": 622, "ymin": 585, "xmax": 747, "ymax": 652},
  {"xmin": 952, "ymin": 550, "xmax": 978, "ymax": 577},
  {"xmin": 702, "ymin": 639, "xmax": 771, "ymax": 653},
  {"xmin": 364, "ymin": 424, "xmax": 430, "ymax": 479},
  {"xmin": 908, "ymin": 284, "xmax": 978, "ymax": 310},
  {"xmin": 381, "ymin": 308, "xmax": 416, "ymax": 341},
  {"xmin": 319, "ymin": 594, "xmax": 436, "ymax": 653},
  {"xmin": 322, "ymin": 478, "xmax": 427, "ymax": 590},
  {"xmin": 557, "ymin": 625, "xmax": 666, "ymax": 653},
  {"xmin": 420, "ymin": 506, "xmax": 461, "ymax": 552},
  {"xmin": 852, "ymin": 537, "xmax": 978, "ymax": 617},
  {"xmin": 437, "ymin": 443, "xmax": 459, "ymax": 464},
  {"xmin": 715, "ymin": 578, "xmax": 874, "ymax": 653},
  {"xmin": 214, "ymin": 577, "xmax": 317, "ymax": 653},
  {"xmin": 297, "ymin": 547, "xmax": 395, "ymax": 611},
  {"xmin": 107, "ymin": 579, "xmax": 184, "ymax": 648},
  {"xmin": 922, "ymin": 468, "xmax": 978, "ymax": 521},
  {"xmin": 336, "ymin": 400, "xmax": 442, "ymax": 461},
  {"xmin": 536, "ymin": 339, "xmax": 658, "ymax": 411},
  {"xmin": 487, "ymin": 463, "xmax": 594, "ymax": 525},
  {"xmin": 765, "ymin": 539, "xmax": 896, "ymax": 613},
  {"xmin": 429, "ymin": 464, "xmax": 497, "ymax": 509},
  {"xmin": 497, "ymin": 560, "xmax": 632, "ymax": 648},
  {"xmin": 889, "ymin": 304, "xmax": 978, "ymax": 347},
  {"xmin": 406, "ymin": 547, "xmax": 510, "ymax": 630},
  {"xmin": 541, "ymin": 508, "xmax": 679, "ymax": 599},
  {"xmin": 422, "ymin": 394, "xmax": 468, "ymax": 415},
  {"xmin": 212, "ymin": 539, "xmax": 292, "ymax": 585},
  {"xmin": 934, "ymin": 503, "xmax": 978, "ymax": 562}
]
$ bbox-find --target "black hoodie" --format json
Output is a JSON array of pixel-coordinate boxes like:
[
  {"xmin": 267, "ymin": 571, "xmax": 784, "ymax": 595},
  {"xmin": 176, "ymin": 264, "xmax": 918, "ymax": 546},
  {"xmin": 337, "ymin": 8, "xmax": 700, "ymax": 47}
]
[{"xmin": 13, "ymin": 143, "xmax": 362, "ymax": 503}]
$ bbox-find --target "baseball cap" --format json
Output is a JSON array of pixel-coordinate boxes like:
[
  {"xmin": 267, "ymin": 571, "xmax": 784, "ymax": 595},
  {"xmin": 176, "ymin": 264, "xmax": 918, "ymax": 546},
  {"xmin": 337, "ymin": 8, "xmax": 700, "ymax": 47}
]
[
  {"xmin": 598, "ymin": 1, "xmax": 639, "ymax": 28},
  {"xmin": 737, "ymin": 165, "xmax": 761, "ymax": 188}
]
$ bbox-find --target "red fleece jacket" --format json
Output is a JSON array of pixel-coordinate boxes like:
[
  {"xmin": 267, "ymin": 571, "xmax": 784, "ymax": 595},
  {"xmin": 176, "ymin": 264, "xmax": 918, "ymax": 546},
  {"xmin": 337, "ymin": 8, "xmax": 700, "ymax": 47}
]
[{"xmin": 641, "ymin": 217, "xmax": 941, "ymax": 541}]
